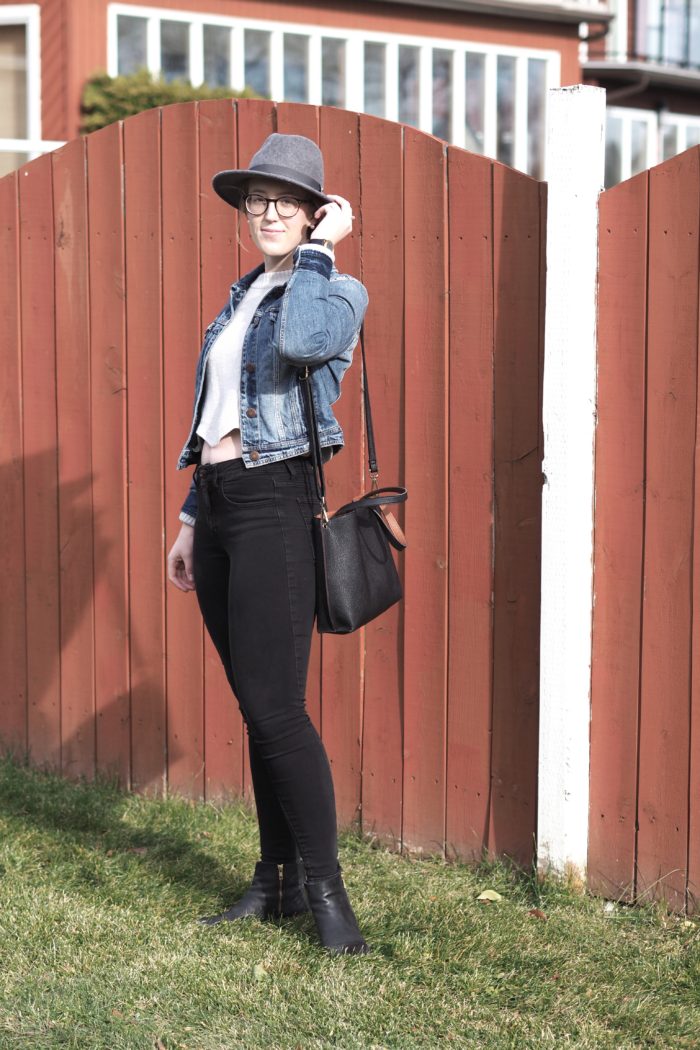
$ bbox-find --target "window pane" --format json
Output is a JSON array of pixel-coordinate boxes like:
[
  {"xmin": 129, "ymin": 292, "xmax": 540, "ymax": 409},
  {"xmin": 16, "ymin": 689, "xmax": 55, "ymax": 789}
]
[
  {"xmin": 0, "ymin": 24, "xmax": 27, "ymax": 138},
  {"xmin": 638, "ymin": 0, "xmax": 661, "ymax": 59},
  {"xmin": 663, "ymin": 0, "xmax": 687, "ymax": 63},
  {"xmin": 432, "ymin": 49, "xmax": 452, "ymax": 140},
  {"xmin": 284, "ymin": 34, "xmax": 308, "ymax": 102},
  {"xmin": 630, "ymin": 120, "xmax": 648, "ymax": 174},
  {"xmin": 604, "ymin": 114, "xmax": 622, "ymax": 188},
  {"xmin": 465, "ymin": 52, "xmax": 485, "ymax": 153},
  {"xmin": 686, "ymin": 124, "xmax": 700, "ymax": 147},
  {"xmin": 497, "ymin": 55, "xmax": 516, "ymax": 167},
  {"xmin": 364, "ymin": 42, "xmax": 385, "ymax": 117},
  {"xmin": 399, "ymin": 45, "xmax": 420, "ymax": 126},
  {"xmin": 203, "ymin": 25, "xmax": 230, "ymax": 87},
  {"xmin": 527, "ymin": 58, "xmax": 547, "ymax": 180},
  {"xmin": 691, "ymin": 0, "xmax": 700, "ymax": 65},
  {"xmin": 117, "ymin": 14, "xmax": 147, "ymax": 76},
  {"xmin": 245, "ymin": 29, "xmax": 270, "ymax": 96},
  {"xmin": 161, "ymin": 20, "xmax": 189, "ymax": 82},
  {"xmin": 322, "ymin": 37, "xmax": 344, "ymax": 107},
  {"xmin": 661, "ymin": 122, "xmax": 678, "ymax": 159}
]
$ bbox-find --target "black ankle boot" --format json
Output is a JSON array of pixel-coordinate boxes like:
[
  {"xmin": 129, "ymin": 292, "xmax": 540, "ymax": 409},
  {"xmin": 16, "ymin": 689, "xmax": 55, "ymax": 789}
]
[
  {"xmin": 280, "ymin": 859, "xmax": 310, "ymax": 917},
  {"xmin": 198, "ymin": 861, "xmax": 281, "ymax": 925},
  {"xmin": 304, "ymin": 867, "xmax": 370, "ymax": 955}
]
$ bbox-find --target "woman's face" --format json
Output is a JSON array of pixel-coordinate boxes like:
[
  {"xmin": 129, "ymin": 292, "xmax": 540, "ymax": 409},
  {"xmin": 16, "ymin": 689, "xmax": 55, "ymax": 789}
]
[{"xmin": 244, "ymin": 177, "xmax": 316, "ymax": 262}]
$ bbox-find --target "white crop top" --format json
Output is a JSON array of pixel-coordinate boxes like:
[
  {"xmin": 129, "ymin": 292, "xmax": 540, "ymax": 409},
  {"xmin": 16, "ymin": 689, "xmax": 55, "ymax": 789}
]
[{"xmin": 196, "ymin": 267, "xmax": 292, "ymax": 449}]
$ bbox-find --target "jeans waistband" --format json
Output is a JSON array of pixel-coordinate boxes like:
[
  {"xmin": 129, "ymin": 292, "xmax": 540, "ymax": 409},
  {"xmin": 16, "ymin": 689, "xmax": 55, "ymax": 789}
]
[{"xmin": 194, "ymin": 455, "xmax": 315, "ymax": 486}]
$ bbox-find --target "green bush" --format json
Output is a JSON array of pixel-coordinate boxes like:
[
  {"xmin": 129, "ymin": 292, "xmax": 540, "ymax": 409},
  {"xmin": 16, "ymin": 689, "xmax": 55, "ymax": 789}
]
[{"xmin": 81, "ymin": 69, "xmax": 261, "ymax": 133}]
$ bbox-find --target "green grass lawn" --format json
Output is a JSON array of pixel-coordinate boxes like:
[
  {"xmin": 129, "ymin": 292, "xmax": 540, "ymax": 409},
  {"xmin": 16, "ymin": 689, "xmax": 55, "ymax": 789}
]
[{"xmin": 0, "ymin": 756, "xmax": 698, "ymax": 1050}]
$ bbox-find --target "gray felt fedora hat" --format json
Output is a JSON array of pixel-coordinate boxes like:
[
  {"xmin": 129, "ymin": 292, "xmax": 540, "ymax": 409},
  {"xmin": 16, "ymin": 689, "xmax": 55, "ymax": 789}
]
[{"xmin": 212, "ymin": 133, "xmax": 333, "ymax": 211}]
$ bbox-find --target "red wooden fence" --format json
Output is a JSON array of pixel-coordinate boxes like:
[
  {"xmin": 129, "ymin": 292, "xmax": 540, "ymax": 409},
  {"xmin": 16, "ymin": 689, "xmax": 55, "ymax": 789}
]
[
  {"xmin": 0, "ymin": 99, "xmax": 545, "ymax": 866},
  {"xmin": 591, "ymin": 147, "xmax": 700, "ymax": 912}
]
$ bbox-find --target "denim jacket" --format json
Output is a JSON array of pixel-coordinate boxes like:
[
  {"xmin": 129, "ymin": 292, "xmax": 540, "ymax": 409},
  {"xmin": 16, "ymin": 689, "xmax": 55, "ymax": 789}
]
[{"xmin": 178, "ymin": 247, "xmax": 369, "ymax": 524}]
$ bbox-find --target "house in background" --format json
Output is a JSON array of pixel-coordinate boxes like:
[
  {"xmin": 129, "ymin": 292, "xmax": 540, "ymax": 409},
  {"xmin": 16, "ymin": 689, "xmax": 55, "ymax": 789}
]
[
  {"xmin": 0, "ymin": 0, "xmax": 698, "ymax": 186},
  {"xmin": 585, "ymin": 0, "xmax": 700, "ymax": 184}
]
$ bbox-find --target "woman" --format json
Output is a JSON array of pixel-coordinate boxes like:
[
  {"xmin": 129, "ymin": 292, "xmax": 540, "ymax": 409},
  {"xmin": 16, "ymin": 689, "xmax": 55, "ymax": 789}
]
[{"xmin": 166, "ymin": 133, "xmax": 370, "ymax": 955}]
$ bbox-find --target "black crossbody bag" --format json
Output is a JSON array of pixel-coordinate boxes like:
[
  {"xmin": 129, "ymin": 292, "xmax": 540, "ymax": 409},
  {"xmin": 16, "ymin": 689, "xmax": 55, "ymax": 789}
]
[{"xmin": 299, "ymin": 325, "xmax": 407, "ymax": 635}]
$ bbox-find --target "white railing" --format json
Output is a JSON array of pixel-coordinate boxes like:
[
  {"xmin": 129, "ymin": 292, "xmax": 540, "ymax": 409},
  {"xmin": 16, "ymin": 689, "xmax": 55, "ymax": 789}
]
[{"xmin": 0, "ymin": 137, "xmax": 66, "ymax": 174}]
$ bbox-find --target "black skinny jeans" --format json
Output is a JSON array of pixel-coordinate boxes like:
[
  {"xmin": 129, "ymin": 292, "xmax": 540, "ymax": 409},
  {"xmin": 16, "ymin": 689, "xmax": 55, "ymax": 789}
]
[{"xmin": 193, "ymin": 455, "xmax": 338, "ymax": 879}]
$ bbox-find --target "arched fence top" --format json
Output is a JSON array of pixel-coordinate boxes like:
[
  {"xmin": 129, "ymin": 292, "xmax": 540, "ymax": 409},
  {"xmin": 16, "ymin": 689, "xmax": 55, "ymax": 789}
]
[{"xmin": 0, "ymin": 96, "xmax": 545, "ymax": 869}]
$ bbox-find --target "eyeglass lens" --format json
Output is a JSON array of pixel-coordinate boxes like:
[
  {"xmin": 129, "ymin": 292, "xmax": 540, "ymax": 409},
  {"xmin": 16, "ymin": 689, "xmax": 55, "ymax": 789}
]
[{"xmin": 245, "ymin": 194, "xmax": 306, "ymax": 217}]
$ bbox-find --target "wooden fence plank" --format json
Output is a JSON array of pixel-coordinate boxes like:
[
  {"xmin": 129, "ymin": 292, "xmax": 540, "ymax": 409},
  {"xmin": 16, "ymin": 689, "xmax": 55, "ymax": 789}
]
[
  {"xmin": 123, "ymin": 108, "xmax": 167, "ymax": 796},
  {"xmin": 589, "ymin": 172, "xmax": 648, "ymax": 901},
  {"xmin": 318, "ymin": 106, "xmax": 365, "ymax": 827},
  {"xmin": 198, "ymin": 98, "xmax": 245, "ymax": 800},
  {"xmin": 402, "ymin": 128, "xmax": 449, "ymax": 854},
  {"xmin": 162, "ymin": 102, "xmax": 204, "ymax": 797},
  {"xmin": 19, "ymin": 154, "xmax": 61, "ymax": 769},
  {"xmin": 53, "ymin": 138, "xmax": 95, "ymax": 780},
  {"xmin": 690, "ymin": 158, "xmax": 700, "ymax": 912},
  {"xmin": 357, "ymin": 113, "xmax": 405, "ymax": 847},
  {"xmin": 87, "ymin": 123, "xmax": 130, "ymax": 785},
  {"xmin": 489, "ymin": 165, "xmax": 543, "ymax": 867},
  {"xmin": 0, "ymin": 172, "xmax": 27, "ymax": 754},
  {"xmin": 274, "ymin": 103, "xmax": 324, "ymax": 742},
  {"xmin": 445, "ymin": 148, "xmax": 495, "ymax": 860},
  {"xmin": 637, "ymin": 151, "xmax": 699, "ymax": 912}
]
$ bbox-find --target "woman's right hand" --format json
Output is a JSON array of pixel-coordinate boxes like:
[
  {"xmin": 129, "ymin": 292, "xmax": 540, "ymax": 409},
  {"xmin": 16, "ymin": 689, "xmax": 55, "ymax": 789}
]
[{"xmin": 167, "ymin": 524, "xmax": 196, "ymax": 592}]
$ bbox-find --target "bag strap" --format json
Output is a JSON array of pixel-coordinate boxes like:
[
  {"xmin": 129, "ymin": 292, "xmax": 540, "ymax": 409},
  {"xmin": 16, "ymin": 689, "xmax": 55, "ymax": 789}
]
[
  {"xmin": 333, "ymin": 486, "xmax": 407, "ymax": 515},
  {"xmin": 300, "ymin": 323, "xmax": 384, "ymax": 519}
]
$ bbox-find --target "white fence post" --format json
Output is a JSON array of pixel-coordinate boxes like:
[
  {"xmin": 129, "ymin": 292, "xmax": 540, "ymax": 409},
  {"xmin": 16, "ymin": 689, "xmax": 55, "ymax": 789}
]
[{"xmin": 538, "ymin": 85, "xmax": 606, "ymax": 880}]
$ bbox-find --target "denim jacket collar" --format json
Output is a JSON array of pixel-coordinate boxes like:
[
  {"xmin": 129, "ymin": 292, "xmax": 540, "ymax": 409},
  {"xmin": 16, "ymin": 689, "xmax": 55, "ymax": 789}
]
[{"xmin": 229, "ymin": 247, "xmax": 332, "ymax": 306}]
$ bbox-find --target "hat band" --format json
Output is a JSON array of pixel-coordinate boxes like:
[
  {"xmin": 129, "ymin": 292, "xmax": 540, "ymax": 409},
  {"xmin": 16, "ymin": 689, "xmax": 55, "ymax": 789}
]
[{"xmin": 250, "ymin": 162, "xmax": 322, "ymax": 193}]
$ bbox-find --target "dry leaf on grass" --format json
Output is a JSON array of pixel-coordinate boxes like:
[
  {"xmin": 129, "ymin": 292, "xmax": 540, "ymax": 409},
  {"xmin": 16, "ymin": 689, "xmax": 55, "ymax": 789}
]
[
  {"xmin": 528, "ymin": 908, "xmax": 547, "ymax": 920},
  {"xmin": 477, "ymin": 889, "xmax": 503, "ymax": 903}
]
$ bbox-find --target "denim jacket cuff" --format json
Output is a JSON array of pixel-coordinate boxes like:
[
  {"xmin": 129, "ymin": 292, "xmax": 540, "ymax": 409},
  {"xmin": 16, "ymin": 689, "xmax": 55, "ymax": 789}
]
[{"xmin": 293, "ymin": 247, "xmax": 333, "ymax": 279}]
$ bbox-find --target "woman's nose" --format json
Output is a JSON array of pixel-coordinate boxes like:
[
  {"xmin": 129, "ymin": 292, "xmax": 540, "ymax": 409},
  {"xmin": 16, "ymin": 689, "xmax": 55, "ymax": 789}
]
[{"xmin": 264, "ymin": 199, "xmax": 278, "ymax": 218}]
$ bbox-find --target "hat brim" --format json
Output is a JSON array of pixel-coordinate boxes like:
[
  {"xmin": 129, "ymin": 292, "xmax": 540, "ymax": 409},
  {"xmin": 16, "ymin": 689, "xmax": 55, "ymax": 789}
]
[{"xmin": 212, "ymin": 169, "xmax": 333, "ymax": 212}]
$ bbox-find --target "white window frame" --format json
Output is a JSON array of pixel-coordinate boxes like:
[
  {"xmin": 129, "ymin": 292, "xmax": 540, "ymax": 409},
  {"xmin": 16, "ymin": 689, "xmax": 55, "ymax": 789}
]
[
  {"xmin": 605, "ymin": 105, "xmax": 700, "ymax": 185},
  {"xmin": 605, "ymin": 105, "xmax": 657, "ymax": 183},
  {"xmin": 0, "ymin": 5, "xmax": 63, "ymax": 165},
  {"xmin": 107, "ymin": 2, "xmax": 560, "ymax": 177},
  {"xmin": 659, "ymin": 110, "xmax": 700, "ymax": 153}
]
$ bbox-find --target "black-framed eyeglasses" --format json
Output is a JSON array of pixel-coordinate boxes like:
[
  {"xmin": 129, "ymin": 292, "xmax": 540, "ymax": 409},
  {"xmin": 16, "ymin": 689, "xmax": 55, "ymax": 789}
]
[{"xmin": 243, "ymin": 192, "xmax": 310, "ymax": 218}]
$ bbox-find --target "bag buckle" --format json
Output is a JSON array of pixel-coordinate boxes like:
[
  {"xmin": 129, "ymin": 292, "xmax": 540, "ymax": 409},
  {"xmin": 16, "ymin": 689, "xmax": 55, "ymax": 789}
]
[{"xmin": 370, "ymin": 471, "xmax": 379, "ymax": 492}]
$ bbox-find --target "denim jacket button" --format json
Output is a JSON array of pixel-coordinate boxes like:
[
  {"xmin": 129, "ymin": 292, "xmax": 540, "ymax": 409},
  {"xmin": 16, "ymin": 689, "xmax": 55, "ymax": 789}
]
[
  {"xmin": 245, "ymin": 362, "xmax": 255, "ymax": 373},
  {"xmin": 250, "ymin": 451, "xmax": 260, "ymax": 461},
  {"xmin": 246, "ymin": 407, "xmax": 257, "ymax": 418}
]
